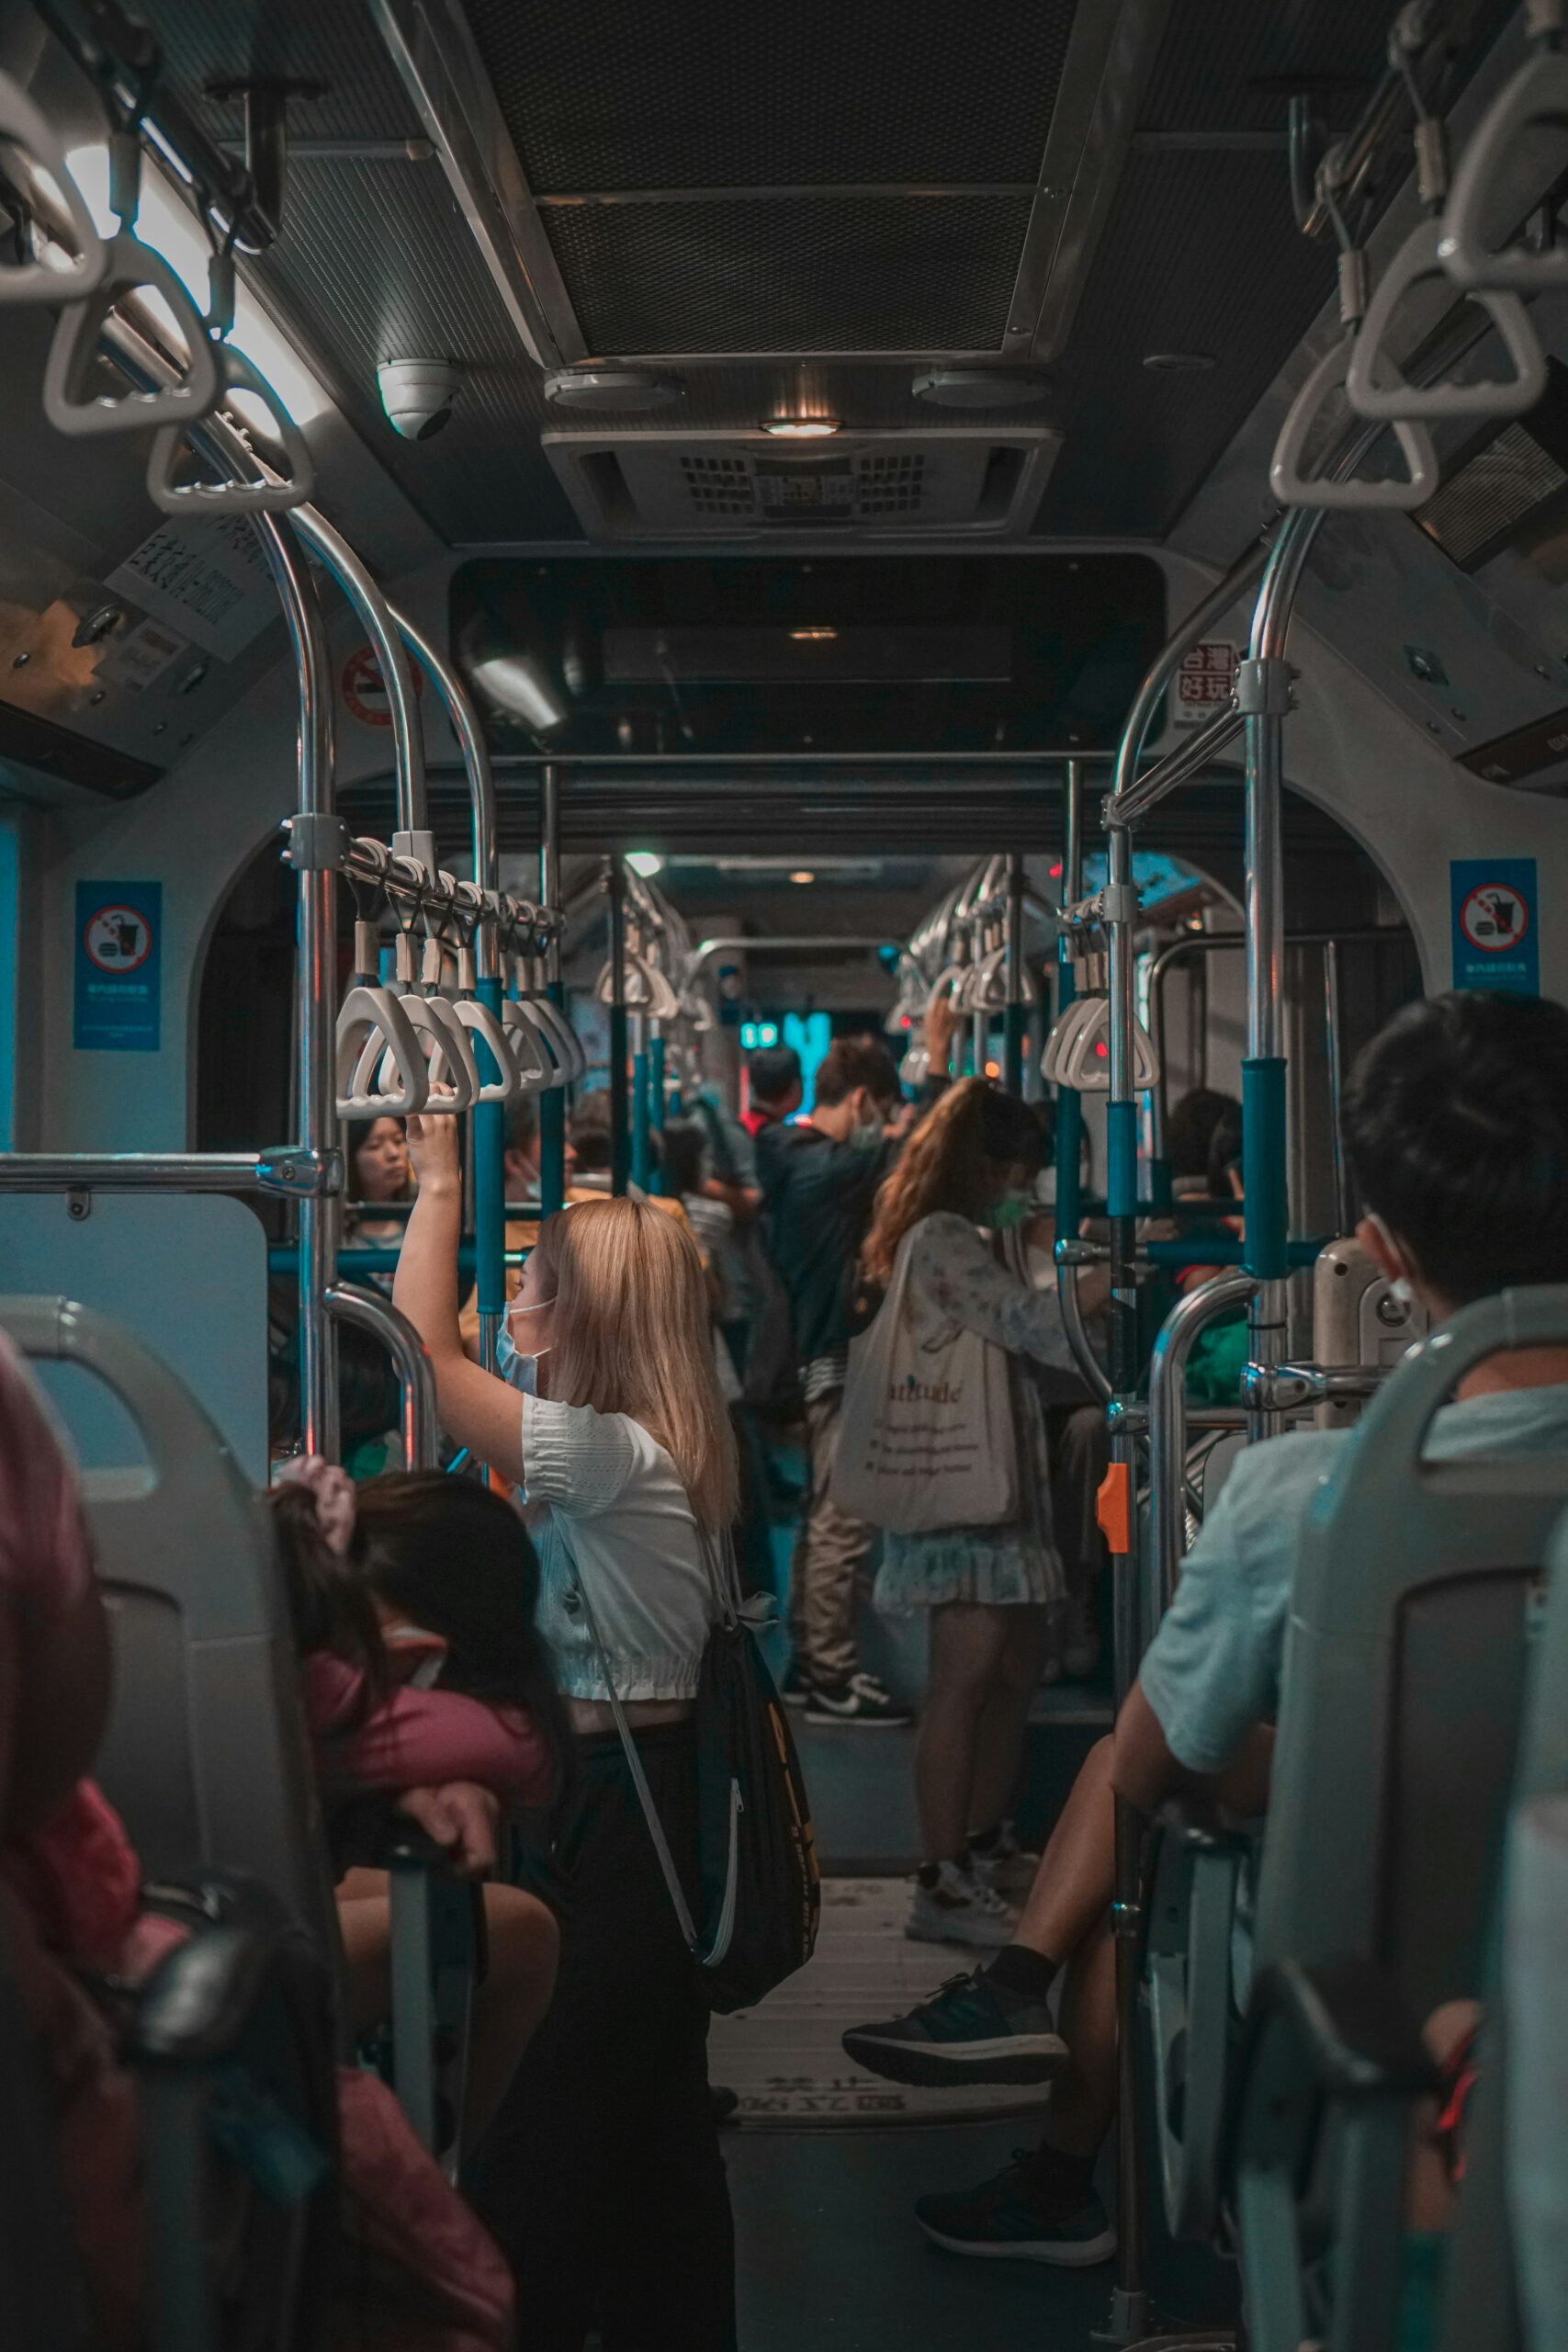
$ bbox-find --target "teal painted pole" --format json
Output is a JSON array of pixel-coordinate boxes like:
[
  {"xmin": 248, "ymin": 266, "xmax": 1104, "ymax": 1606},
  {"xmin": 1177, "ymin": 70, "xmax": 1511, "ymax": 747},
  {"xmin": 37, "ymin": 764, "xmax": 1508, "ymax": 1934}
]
[
  {"xmin": 1242, "ymin": 1056, "xmax": 1289, "ymax": 1279},
  {"xmin": 632, "ymin": 1043, "xmax": 651, "ymax": 1191},
  {"xmin": 474, "ymin": 973, "xmax": 507, "ymax": 1348}
]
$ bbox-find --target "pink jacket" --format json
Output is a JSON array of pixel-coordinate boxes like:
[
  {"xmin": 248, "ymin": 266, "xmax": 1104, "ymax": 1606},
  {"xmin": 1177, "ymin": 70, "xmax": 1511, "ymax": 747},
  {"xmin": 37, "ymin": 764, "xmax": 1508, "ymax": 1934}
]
[{"xmin": 302, "ymin": 1651, "xmax": 554, "ymax": 1810}]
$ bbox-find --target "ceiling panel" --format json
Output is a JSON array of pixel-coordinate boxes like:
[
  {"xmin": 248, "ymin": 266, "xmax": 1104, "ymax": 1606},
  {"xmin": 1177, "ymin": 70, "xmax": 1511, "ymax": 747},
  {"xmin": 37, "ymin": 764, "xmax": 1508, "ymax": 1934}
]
[
  {"xmin": 543, "ymin": 191, "xmax": 1038, "ymax": 357},
  {"xmin": 462, "ymin": 0, "xmax": 1077, "ymax": 191}
]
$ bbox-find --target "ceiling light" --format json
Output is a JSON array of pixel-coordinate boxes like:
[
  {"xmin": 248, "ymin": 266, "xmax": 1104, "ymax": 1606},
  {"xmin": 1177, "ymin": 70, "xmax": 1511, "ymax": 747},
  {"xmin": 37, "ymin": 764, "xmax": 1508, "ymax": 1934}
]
[
  {"xmin": 626, "ymin": 850, "xmax": 664, "ymax": 877},
  {"xmin": 913, "ymin": 368, "xmax": 1051, "ymax": 409},
  {"xmin": 470, "ymin": 652, "xmax": 570, "ymax": 736},
  {"xmin": 1142, "ymin": 351, "xmax": 1216, "ymax": 374},
  {"xmin": 789, "ymin": 870, "xmax": 816, "ymax": 884},
  {"xmin": 789, "ymin": 628, "xmax": 837, "ymax": 641},
  {"xmin": 68, "ymin": 145, "xmax": 325, "ymax": 423},
  {"xmin": 545, "ymin": 367, "xmax": 682, "ymax": 412},
  {"xmin": 762, "ymin": 419, "xmax": 840, "ymax": 438}
]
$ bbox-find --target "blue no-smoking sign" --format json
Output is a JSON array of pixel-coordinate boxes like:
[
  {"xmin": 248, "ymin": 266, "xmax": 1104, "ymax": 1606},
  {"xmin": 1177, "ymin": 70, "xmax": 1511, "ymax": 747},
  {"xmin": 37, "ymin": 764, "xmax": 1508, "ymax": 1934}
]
[
  {"xmin": 1450, "ymin": 857, "xmax": 1539, "ymax": 996},
  {"xmin": 73, "ymin": 880, "xmax": 162, "ymax": 1050}
]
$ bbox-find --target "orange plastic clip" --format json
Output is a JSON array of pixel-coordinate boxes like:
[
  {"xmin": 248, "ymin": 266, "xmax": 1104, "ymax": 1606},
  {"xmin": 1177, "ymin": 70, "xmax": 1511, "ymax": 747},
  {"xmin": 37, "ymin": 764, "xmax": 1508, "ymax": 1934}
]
[{"xmin": 1097, "ymin": 1461, "xmax": 1133, "ymax": 1556}]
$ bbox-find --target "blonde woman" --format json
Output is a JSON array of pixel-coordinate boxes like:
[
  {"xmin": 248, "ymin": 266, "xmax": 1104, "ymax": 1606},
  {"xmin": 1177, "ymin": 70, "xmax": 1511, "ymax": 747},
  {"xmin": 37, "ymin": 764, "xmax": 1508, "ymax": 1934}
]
[
  {"xmin": 394, "ymin": 1111, "xmax": 739, "ymax": 2352},
  {"xmin": 860, "ymin": 1079, "xmax": 1080, "ymax": 1951}
]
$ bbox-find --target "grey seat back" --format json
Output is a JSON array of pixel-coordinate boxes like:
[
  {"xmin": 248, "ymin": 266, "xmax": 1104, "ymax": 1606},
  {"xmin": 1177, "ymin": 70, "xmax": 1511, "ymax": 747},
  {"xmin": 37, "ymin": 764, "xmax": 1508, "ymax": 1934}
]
[
  {"xmin": 1258, "ymin": 1284, "xmax": 1568, "ymax": 2023},
  {"xmin": 0, "ymin": 1296, "xmax": 336, "ymax": 1951}
]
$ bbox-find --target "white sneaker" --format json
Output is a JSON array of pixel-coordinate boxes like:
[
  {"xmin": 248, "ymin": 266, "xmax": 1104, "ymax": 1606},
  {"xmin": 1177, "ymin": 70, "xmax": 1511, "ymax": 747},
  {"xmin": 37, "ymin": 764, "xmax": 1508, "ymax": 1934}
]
[
  {"xmin": 969, "ymin": 1821, "xmax": 1042, "ymax": 1901},
  {"xmin": 906, "ymin": 1860, "xmax": 1020, "ymax": 1950}
]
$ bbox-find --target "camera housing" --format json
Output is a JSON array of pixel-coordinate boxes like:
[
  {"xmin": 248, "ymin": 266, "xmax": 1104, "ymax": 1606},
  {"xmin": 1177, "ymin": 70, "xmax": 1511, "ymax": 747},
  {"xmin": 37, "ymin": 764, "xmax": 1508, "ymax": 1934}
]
[{"xmin": 377, "ymin": 359, "xmax": 462, "ymax": 441}]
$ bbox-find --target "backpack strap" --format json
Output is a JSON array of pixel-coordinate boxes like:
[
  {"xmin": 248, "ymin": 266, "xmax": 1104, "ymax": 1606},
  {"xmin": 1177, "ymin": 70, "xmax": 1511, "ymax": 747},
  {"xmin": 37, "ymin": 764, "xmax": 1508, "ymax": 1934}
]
[{"xmin": 570, "ymin": 1559, "xmax": 700, "ymax": 1954}]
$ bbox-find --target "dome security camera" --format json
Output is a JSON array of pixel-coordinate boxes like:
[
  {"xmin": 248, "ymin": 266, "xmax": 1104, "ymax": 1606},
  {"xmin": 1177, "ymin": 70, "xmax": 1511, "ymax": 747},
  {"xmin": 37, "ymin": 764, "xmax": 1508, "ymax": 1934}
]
[{"xmin": 377, "ymin": 358, "xmax": 462, "ymax": 441}]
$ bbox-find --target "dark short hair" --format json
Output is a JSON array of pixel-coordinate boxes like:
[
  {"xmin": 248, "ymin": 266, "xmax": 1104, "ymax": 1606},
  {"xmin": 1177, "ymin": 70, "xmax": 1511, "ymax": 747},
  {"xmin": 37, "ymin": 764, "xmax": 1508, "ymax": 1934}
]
[
  {"xmin": 504, "ymin": 1094, "xmax": 538, "ymax": 1156},
  {"xmin": 1343, "ymin": 990, "xmax": 1568, "ymax": 1303},
  {"xmin": 813, "ymin": 1035, "xmax": 901, "ymax": 1111},
  {"xmin": 1207, "ymin": 1102, "xmax": 1243, "ymax": 1196},
  {"xmin": 659, "ymin": 1117, "xmax": 707, "ymax": 1199},
  {"xmin": 1167, "ymin": 1087, "xmax": 1241, "ymax": 1182},
  {"xmin": 570, "ymin": 1088, "xmax": 612, "ymax": 1172},
  {"xmin": 748, "ymin": 1044, "xmax": 802, "ymax": 1106}
]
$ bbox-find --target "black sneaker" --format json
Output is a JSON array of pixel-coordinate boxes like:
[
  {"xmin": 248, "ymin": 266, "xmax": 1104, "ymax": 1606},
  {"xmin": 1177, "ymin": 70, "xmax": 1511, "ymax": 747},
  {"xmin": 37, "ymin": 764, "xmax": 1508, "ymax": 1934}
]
[
  {"xmin": 914, "ymin": 2152, "xmax": 1115, "ymax": 2266},
  {"xmin": 843, "ymin": 1968, "xmax": 1067, "ymax": 2086},
  {"xmin": 805, "ymin": 1671, "xmax": 913, "ymax": 1727},
  {"xmin": 778, "ymin": 1661, "xmax": 810, "ymax": 1709}
]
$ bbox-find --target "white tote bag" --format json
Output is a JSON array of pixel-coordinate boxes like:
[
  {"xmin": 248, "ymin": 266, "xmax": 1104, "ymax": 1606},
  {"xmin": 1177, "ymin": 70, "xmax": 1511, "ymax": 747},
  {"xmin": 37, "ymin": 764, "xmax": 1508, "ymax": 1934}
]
[{"xmin": 831, "ymin": 1226, "xmax": 1018, "ymax": 1532}]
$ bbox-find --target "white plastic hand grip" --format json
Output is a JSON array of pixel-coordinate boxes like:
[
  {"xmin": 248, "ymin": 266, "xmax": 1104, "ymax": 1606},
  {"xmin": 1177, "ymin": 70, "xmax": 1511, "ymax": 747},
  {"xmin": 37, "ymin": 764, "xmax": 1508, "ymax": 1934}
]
[
  {"xmin": 453, "ymin": 996, "xmax": 519, "ymax": 1103},
  {"xmin": 0, "ymin": 74, "xmax": 109, "ymax": 305},
  {"xmin": 525, "ymin": 966, "xmax": 585, "ymax": 1078},
  {"xmin": 501, "ymin": 997, "xmax": 555, "ymax": 1092},
  {"xmin": 147, "ymin": 344, "xmax": 316, "ymax": 514},
  {"xmin": 1346, "ymin": 220, "xmax": 1546, "ymax": 422},
  {"xmin": 1270, "ymin": 338, "xmax": 1438, "ymax": 511},
  {"xmin": 355, "ymin": 993, "xmax": 474, "ymax": 1113},
  {"xmin": 42, "ymin": 232, "xmax": 221, "ymax": 436},
  {"xmin": 1042, "ymin": 995, "xmax": 1102, "ymax": 1087},
  {"xmin": 899, "ymin": 1043, "xmax": 930, "ymax": 1088},
  {"xmin": 336, "ymin": 985, "xmax": 427, "ymax": 1118},
  {"xmin": 1058, "ymin": 999, "xmax": 1161, "ymax": 1093},
  {"xmin": 1438, "ymin": 49, "xmax": 1568, "ymax": 292}
]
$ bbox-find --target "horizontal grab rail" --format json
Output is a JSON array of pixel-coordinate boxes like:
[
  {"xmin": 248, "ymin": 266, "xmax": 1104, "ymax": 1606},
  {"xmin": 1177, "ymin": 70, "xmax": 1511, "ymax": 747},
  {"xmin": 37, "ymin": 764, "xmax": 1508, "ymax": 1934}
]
[{"xmin": 0, "ymin": 1149, "xmax": 341, "ymax": 1196}]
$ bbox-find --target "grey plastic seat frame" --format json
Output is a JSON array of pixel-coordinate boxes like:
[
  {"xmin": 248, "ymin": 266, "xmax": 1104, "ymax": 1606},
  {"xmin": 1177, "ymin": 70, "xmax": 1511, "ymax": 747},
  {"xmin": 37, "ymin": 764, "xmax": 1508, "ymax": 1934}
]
[
  {"xmin": 0, "ymin": 1297, "xmax": 473, "ymax": 2162},
  {"xmin": 1221, "ymin": 1284, "xmax": 1568, "ymax": 2352}
]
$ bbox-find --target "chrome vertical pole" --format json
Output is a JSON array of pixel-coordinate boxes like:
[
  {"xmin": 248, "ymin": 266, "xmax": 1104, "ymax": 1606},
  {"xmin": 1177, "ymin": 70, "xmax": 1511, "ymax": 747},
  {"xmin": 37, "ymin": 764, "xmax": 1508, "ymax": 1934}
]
[
  {"xmin": 288, "ymin": 506, "xmax": 431, "ymax": 862},
  {"xmin": 1004, "ymin": 852, "xmax": 1026, "ymax": 1095},
  {"xmin": 1324, "ymin": 941, "xmax": 1350, "ymax": 1237},
  {"xmin": 607, "ymin": 856, "xmax": 630, "ymax": 1195},
  {"xmin": 254, "ymin": 514, "xmax": 340, "ymax": 1463}
]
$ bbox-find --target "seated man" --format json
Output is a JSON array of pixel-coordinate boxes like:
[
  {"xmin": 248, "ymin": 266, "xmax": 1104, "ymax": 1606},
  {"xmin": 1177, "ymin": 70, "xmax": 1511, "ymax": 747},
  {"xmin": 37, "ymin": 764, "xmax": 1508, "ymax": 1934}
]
[{"xmin": 843, "ymin": 989, "xmax": 1568, "ymax": 2266}]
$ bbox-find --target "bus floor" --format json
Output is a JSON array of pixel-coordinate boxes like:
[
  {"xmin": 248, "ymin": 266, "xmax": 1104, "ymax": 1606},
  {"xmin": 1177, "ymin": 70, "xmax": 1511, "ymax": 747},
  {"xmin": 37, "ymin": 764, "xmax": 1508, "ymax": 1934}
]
[{"xmin": 723, "ymin": 1505, "xmax": 1121, "ymax": 2350}]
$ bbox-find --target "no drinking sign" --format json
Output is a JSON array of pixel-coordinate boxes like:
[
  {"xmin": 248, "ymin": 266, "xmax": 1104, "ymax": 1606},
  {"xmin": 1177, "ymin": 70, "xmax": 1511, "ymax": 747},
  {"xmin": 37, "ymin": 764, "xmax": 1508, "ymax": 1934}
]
[{"xmin": 1450, "ymin": 857, "xmax": 1539, "ymax": 997}]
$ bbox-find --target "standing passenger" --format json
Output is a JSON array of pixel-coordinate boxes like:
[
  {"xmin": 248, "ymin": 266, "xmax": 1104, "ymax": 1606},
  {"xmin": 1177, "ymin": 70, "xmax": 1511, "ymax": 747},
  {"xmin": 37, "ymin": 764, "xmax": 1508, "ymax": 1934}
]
[
  {"xmin": 859, "ymin": 1080, "xmax": 1077, "ymax": 1945},
  {"xmin": 392, "ymin": 1115, "xmax": 740, "ymax": 2352},
  {"xmin": 759, "ymin": 1038, "xmax": 913, "ymax": 1725}
]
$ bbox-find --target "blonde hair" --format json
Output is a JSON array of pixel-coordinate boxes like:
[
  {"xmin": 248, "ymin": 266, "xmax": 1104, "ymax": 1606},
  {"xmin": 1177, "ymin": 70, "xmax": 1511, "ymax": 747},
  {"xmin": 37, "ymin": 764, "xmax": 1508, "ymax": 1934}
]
[{"xmin": 529, "ymin": 1196, "xmax": 739, "ymax": 1530}]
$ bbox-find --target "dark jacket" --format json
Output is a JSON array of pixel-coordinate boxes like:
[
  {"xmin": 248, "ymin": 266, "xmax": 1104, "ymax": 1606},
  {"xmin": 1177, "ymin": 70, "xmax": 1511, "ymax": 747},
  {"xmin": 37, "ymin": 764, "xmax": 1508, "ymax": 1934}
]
[{"xmin": 757, "ymin": 1121, "xmax": 891, "ymax": 1365}]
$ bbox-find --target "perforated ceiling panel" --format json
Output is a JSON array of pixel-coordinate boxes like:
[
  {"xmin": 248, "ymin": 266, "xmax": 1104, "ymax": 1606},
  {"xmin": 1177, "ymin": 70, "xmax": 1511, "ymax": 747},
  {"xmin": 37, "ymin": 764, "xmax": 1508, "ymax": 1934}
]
[
  {"xmin": 543, "ymin": 192, "xmax": 1038, "ymax": 357},
  {"xmin": 462, "ymin": 0, "xmax": 1077, "ymax": 190}
]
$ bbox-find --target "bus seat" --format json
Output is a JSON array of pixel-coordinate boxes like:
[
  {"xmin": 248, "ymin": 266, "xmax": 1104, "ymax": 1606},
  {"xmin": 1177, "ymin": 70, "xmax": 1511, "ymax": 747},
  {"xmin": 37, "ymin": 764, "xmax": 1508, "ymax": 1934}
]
[
  {"xmin": 0, "ymin": 1295, "xmax": 338, "ymax": 1953},
  {"xmin": 1223, "ymin": 1286, "xmax": 1568, "ymax": 2352}
]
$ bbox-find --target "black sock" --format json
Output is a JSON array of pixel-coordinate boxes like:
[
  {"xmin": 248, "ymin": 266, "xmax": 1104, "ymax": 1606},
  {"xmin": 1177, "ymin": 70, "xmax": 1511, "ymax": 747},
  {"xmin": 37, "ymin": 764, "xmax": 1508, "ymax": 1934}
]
[
  {"xmin": 985, "ymin": 1944, "xmax": 1060, "ymax": 2002},
  {"xmin": 1025, "ymin": 2138, "xmax": 1094, "ymax": 2199},
  {"xmin": 968, "ymin": 1820, "xmax": 1003, "ymax": 1856}
]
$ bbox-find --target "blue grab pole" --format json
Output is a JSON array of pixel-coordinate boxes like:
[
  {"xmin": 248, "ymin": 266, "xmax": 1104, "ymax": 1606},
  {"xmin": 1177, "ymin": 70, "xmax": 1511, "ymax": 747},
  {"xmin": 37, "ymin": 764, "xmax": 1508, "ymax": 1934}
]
[
  {"xmin": 1107, "ymin": 1100, "xmax": 1139, "ymax": 1222},
  {"xmin": 631, "ymin": 1048, "xmax": 651, "ymax": 1191},
  {"xmin": 473, "ymin": 973, "xmax": 507, "ymax": 1360},
  {"xmin": 1242, "ymin": 1056, "xmax": 1289, "ymax": 1279}
]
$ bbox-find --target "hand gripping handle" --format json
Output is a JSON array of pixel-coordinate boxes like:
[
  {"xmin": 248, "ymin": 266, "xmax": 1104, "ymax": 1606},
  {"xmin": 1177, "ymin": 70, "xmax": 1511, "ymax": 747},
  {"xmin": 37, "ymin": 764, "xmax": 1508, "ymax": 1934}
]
[
  {"xmin": 1438, "ymin": 48, "xmax": 1568, "ymax": 292},
  {"xmin": 1346, "ymin": 219, "xmax": 1546, "ymax": 422},
  {"xmin": 42, "ymin": 231, "xmax": 221, "ymax": 436},
  {"xmin": 1270, "ymin": 338, "xmax": 1438, "ymax": 511},
  {"xmin": 147, "ymin": 344, "xmax": 316, "ymax": 514},
  {"xmin": 0, "ymin": 72, "xmax": 110, "ymax": 305},
  {"xmin": 414, "ymin": 996, "xmax": 481, "ymax": 1111},
  {"xmin": 336, "ymin": 985, "xmax": 428, "ymax": 1118}
]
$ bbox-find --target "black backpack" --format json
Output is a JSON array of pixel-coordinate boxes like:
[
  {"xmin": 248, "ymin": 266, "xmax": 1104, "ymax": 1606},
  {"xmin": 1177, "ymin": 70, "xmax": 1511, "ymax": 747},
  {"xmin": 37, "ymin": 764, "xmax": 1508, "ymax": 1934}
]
[{"xmin": 574, "ymin": 1533, "xmax": 819, "ymax": 2013}]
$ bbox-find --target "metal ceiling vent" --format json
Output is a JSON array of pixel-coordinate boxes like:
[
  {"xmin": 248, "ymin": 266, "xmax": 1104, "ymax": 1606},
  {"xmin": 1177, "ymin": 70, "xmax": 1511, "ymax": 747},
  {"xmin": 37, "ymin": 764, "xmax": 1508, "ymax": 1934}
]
[{"xmin": 542, "ymin": 426, "xmax": 1059, "ymax": 541}]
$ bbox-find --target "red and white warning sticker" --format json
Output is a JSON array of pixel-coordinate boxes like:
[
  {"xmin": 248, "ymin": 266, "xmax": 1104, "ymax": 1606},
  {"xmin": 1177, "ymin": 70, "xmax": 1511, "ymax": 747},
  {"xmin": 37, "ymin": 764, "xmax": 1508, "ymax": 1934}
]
[
  {"xmin": 342, "ymin": 643, "xmax": 423, "ymax": 728},
  {"xmin": 1458, "ymin": 881, "xmax": 1530, "ymax": 955}
]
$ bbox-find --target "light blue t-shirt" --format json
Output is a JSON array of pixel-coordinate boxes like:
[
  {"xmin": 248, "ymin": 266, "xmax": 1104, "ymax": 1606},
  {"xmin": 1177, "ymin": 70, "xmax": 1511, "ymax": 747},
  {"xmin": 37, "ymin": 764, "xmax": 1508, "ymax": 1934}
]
[{"xmin": 1141, "ymin": 1384, "xmax": 1568, "ymax": 1774}]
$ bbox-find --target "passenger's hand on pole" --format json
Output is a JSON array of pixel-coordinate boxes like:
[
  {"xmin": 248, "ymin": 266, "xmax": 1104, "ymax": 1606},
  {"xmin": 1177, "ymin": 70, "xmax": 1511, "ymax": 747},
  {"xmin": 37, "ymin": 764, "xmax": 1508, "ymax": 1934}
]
[{"xmin": 396, "ymin": 1779, "xmax": 502, "ymax": 1877}]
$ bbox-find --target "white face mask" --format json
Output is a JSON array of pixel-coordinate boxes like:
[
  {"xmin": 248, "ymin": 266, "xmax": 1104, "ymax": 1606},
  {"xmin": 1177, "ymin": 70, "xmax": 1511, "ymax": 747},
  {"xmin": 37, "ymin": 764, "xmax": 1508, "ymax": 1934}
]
[{"xmin": 499, "ymin": 1295, "xmax": 555, "ymax": 1391}]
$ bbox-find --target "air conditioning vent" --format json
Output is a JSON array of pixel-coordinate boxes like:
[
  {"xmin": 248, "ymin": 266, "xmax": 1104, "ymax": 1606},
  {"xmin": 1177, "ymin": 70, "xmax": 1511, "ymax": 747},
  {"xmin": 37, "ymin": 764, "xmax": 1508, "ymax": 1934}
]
[{"xmin": 545, "ymin": 427, "xmax": 1057, "ymax": 542}]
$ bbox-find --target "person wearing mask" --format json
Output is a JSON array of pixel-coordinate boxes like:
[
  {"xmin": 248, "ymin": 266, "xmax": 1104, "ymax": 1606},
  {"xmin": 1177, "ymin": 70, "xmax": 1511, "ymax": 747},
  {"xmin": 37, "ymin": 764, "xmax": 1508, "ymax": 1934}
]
[
  {"xmin": 760, "ymin": 1036, "xmax": 912, "ymax": 1726},
  {"xmin": 458, "ymin": 1094, "xmax": 582, "ymax": 1359},
  {"xmin": 844, "ymin": 990, "xmax": 1568, "ymax": 2269},
  {"xmin": 741, "ymin": 1042, "xmax": 804, "ymax": 1138},
  {"xmin": 859, "ymin": 1080, "xmax": 1079, "ymax": 1946},
  {"xmin": 393, "ymin": 1118, "xmax": 741, "ymax": 2351}
]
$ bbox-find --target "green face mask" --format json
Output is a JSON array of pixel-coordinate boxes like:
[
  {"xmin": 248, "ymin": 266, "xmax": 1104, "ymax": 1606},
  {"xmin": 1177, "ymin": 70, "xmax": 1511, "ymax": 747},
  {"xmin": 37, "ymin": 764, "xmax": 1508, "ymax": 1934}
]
[{"xmin": 990, "ymin": 1191, "xmax": 1035, "ymax": 1231}]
